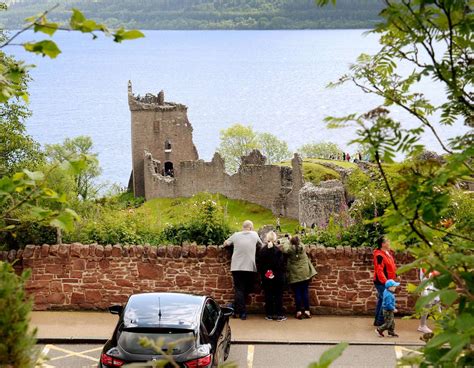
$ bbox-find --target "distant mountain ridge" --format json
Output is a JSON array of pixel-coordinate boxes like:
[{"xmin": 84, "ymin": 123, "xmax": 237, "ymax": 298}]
[{"xmin": 0, "ymin": 0, "xmax": 383, "ymax": 30}]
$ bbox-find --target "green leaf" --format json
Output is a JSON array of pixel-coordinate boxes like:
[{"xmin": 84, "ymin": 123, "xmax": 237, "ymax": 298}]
[
  {"xmin": 70, "ymin": 8, "xmax": 86, "ymax": 25},
  {"xmin": 308, "ymin": 342, "xmax": 348, "ymax": 368},
  {"xmin": 113, "ymin": 28, "xmax": 145, "ymax": 43},
  {"xmin": 23, "ymin": 40, "xmax": 61, "ymax": 58},
  {"xmin": 23, "ymin": 169, "xmax": 44, "ymax": 181},
  {"xmin": 439, "ymin": 290, "xmax": 458, "ymax": 306},
  {"xmin": 49, "ymin": 208, "xmax": 79, "ymax": 232},
  {"xmin": 33, "ymin": 16, "xmax": 59, "ymax": 36},
  {"xmin": 118, "ymin": 30, "xmax": 144, "ymax": 40},
  {"xmin": 415, "ymin": 290, "xmax": 441, "ymax": 311}
]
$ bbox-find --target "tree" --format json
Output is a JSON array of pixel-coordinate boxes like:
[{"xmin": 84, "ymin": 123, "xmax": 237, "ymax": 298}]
[
  {"xmin": 217, "ymin": 124, "xmax": 260, "ymax": 173},
  {"xmin": 45, "ymin": 136, "xmax": 101, "ymax": 201},
  {"xmin": 257, "ymin": 132, "xmax": 291, "ymax": 164},
  {"xmin": 298, "ymin": 141, "xmax": 341, "ymax": 159},
  {"xmin": 0, "ymin": 262, "xmax": 37, "ymax": 368},
  {"xmin": 0, "ymin": 95, "xmax": 43, "ymax": 177},
  {"xmin": 217, "ymin": 124, "xmax": 292, "ymax": 173},
  {"xmin": 0, "ymin": 33, "xmax": 43, "ymax": 177},
  {"xmin": 318, "ymin": 0, "xmax": 473, "ymax": 366}
]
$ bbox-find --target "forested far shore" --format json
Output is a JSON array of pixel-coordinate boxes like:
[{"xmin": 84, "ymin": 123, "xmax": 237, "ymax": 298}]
[{"xmin": 1, "ymin": 0, "xmax": 383, "ymax": 30}]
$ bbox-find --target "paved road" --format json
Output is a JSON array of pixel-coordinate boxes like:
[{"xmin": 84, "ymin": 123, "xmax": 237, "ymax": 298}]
[{"xmin": 36, "ymin": 343, "xmax": 422, "ymax": 368}]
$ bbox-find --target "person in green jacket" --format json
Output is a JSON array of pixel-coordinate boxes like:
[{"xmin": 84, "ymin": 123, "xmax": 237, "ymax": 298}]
[{"xmin": 281, "ymin": 235, "xmax": 317, "ymax": 319}]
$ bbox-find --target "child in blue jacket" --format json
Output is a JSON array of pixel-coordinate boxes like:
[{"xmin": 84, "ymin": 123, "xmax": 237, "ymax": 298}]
[{"xmin": 376, "ymin": 279, "xmax": 400, "ymax": 337}]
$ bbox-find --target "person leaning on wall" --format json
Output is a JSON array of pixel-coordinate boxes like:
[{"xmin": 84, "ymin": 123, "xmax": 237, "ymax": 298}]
[
  {"xmin": 280, "ymin": 235, "xmax": 317, "ymax": 319},
  {"xmin": 258, "ymin": 231, "xmax": 287, "ymax": 321},
  {"xmin": 373, "ymin": 236, "xmax": 398, "ymax": 327},
  {"xmin": 223, "ymin": 220, "xmax": 263, "ymax": 320}
]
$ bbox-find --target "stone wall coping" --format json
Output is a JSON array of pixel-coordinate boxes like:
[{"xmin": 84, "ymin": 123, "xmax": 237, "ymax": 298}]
[{"xmin": 0, "ymin": 243, "xmax": 411, "ymax": 261}]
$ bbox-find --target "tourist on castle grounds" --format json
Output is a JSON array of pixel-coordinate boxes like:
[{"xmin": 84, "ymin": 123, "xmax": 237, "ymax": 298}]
[
  {"xmin": 224, "ymin": 220, "xmax": 263, "ymax": 320},
  {"xmin": 418, "ymin": 268, "xmax": 441, "ymax": 334},
  {"xmin": 258, "ymin": 231, "xmax": 287, "ymax": 321},
  {"xmin": 276, "ymin": 215, "xmax": 282, "ymax": 232},
  {"xmin": 281, "ymin": 235, "xmax": 317, "ymax": 319},
  {"xmin": 375, "ymin": 279, "xmax": 400, "ymax": 338},
  {"xmin": 373, "ymin": 236, "xmax": 398, "ymax": 326}
]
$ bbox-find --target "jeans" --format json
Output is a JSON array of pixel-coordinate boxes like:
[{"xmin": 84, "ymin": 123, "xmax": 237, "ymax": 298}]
[
  {"xmin": 232, "ymin": 271, "xmax": 256, "ymax": 315},
  {"xmin": 374, "ymin": 283, "xmax": 385, "ymax": 325},
  {"xmin": 262, "ymin": 278, "xmax": 284, "ymax": 316},
  {"xmin": 292, "ymin": 280, "xmax": 310, "ymax": 311}
]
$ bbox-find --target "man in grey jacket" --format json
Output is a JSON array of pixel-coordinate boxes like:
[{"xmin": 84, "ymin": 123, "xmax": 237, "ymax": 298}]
[{"xmin": 224, "ymin": 220, "xmax": 262, "ymax": 320}]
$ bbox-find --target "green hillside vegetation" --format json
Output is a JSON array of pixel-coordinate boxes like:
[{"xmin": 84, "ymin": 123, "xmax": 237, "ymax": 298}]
[
  {"xmin": 63, "ymin": 192, "xmax": 298, "ymax": 246},
  {"xmin": 0, "ymin": 0, "xmax": 383, "ymax": 29},
  {"xmin": 141, "ymin": 194, "xmax": 298, "ymax": 232},
  {"xmin": 280, "ymin": 159, "xmax": 341, "ymax": 185}
]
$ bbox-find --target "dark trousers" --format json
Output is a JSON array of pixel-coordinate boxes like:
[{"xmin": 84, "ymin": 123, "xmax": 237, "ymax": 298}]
[
  {"xmin": 232, "ymin": 271, "xmax": 256, "ymax": 315},
  {"xmin": 292, "ymin": 280, "xmax": 310, "ymax": 311},
  {"xmin": 262, "ymin": 279, "xmax": 284, "ymax": 316},
  {"xmin": 374, "ymin": 283, "xmax": 385, "ymax": 325}
]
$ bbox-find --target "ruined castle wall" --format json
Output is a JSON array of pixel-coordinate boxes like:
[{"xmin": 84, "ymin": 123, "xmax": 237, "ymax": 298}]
[
  {"xmin": 299, "ymin": 181, "xmax": 347, "ymax": 227},
  {"xmin": 144, "ymin": 153, "xmax": 300, "ymax": 218},
  {"xmin": 285, "ymin": 154, "xmax": 305, "ymax": 219},
  {"xmin": 131, "ymin": 108, "xmax": 198, "ymax": 197}
]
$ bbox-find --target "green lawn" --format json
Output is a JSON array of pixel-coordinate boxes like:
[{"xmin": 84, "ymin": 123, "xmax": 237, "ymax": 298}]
[
  {"xmin": 279, "ymin": 160, "xmax": 341, "ymax": 185},
  {"xmin": 138, "ymin": 193, "xmax": 299, "ymax": 233}
]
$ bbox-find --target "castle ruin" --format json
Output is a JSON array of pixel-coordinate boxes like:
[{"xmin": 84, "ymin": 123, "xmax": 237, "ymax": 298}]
[{"xmin": 129, "ymin": 83, "xmax": 346, "ymax": 222}]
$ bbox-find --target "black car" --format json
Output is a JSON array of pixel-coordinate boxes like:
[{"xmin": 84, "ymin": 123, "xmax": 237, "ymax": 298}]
[{"xmin": 99, "ymin": 292, "xmax": 233, "ymax": 368}]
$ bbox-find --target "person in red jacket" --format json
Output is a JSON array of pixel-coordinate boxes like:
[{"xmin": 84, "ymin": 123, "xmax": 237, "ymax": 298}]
[{"xmin": 373, "ymin": 236, "xmax": 397, "ymax": 326}]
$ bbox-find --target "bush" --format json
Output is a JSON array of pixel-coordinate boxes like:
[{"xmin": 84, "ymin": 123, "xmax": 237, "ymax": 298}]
[
  {"xmin": 0, "ymin": 262, "xmax": 38, "ymax": 367},
  {"xmin": 66, "ymin": 209, "xmax": 160, "ymax": 245},
  {"xmin": 303, "ymin": 213, "xmax": 383, "ymax": 248},
  {"xmin": 160, "ymin": 198, "xmax": 232, "ymax": 245},
  {"xmin": 0, "ymin": 221, "xmax": 56, "ymax": 250}
]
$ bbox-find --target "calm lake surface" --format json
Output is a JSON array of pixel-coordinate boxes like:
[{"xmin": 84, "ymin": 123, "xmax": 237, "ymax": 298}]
[{"xmin": 10, "ymin": 30, "xmax": 464, "ymax": 185}]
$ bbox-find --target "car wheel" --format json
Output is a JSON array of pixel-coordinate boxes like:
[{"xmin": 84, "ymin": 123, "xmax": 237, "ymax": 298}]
[{"xmin": 223, "ymin": 325, "xmax": 231, "ymax": 361}]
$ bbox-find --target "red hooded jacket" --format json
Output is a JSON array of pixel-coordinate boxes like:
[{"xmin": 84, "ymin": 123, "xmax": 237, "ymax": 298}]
[{"xmin": 373, "ymin": 249, "xmax": 397, "ymax": 285}]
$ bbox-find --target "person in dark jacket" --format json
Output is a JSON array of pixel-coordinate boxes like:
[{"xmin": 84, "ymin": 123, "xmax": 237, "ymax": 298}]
[
  {"xmin": 373, "ymin": 236, "xmax": 397, "ymax": 326},
  {"xmin": 281, "ymin": 235, "xmax": 317, "ymax": 319},
  {"xmin": 259, "ymin": 231, "xmax": 286, "ymax": 321}
]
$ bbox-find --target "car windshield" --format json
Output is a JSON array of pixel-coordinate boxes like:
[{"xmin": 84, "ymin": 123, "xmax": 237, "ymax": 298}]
[{"xmin": 118, "ymin": 329, "xmax": 195, "ymax": 355}]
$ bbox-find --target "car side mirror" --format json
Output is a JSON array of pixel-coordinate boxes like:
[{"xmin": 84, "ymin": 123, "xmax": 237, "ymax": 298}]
[
  {"xmin": 109, "ymin": 305, "xmax": 123, "ymax": 315},
  {"xmin": 221, "ymin": 306, "xmax": 234, "ymax": 317}
]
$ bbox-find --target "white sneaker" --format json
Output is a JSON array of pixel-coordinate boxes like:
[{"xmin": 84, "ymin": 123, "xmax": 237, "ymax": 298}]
[{"xmin": 417, "ymin": 326, "xmax": 432, "ymax": 334}]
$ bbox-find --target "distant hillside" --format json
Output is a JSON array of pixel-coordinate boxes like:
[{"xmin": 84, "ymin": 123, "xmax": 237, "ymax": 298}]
[{"xmin": 0, "ymin": 0, "xmax": 383, "ymax": 30}]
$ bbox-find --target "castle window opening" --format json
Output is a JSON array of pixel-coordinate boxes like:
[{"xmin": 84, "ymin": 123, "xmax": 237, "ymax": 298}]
[
  {"xmin": 165, "ymin": 140, "xmax": 172, "ymax": 153},
  {"xmin": 164, "ymin": 162, "xmax": 174, "ymax": 177}
]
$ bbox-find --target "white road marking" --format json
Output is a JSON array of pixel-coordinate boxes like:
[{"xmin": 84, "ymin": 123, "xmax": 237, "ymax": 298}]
[
  {"xmin": 36, "ymin": 345, "xmax": 55, "ymax": 368},
  {"xmin": 394, "ymin": 345, "xmax": 423, "ymax": 367},
  {"xmin": 48, "ymin": 345, "xmax": 103, "ymax": 362},
  {"xmin": 247, "ymin": 345, "xmax": 255, "ymax": 368}
]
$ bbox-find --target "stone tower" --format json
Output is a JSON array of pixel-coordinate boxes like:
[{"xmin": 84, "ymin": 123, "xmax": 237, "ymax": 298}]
[{"xmin": 128, "ymin": 81, "xmax": 199, "ymax": 197}]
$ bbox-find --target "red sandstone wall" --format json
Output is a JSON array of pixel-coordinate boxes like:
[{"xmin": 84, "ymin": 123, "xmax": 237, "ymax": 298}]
[{"xmin": 0, "ymin": 244, "xmax": 417, "ymax": 314}]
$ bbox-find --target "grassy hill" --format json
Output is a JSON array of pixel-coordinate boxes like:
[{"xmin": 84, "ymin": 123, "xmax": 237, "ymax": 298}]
[
  {"xmin": 279, "ymin": 157, "xmax": 358, "ymax": 185},
  {"xmin": 138, "ymin": 193, "xmax": 299, "ymax": 233}
]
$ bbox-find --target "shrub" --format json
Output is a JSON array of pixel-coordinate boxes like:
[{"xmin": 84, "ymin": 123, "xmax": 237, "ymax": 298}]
[
  {"xmin": 160, "ymin": 198, "xmax": 232, "ymax": 245},
  {"xmin": 0, "ymin": 262, "xmax": 38, "ymax": 367},
  {"xmin": 0, "ymin": 221, "xmax": 56, "ymax": 250}
]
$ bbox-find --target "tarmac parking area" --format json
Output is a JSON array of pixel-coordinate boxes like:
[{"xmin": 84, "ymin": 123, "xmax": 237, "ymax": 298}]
[{"xmin": 36, "ymin": 343, "xmax": 422, "ymax": 368}]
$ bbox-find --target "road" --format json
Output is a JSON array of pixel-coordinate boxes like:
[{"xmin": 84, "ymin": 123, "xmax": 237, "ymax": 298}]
[{"xmin": 36, "ymin": 343, "xmax": 422, "ymax": 368}]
